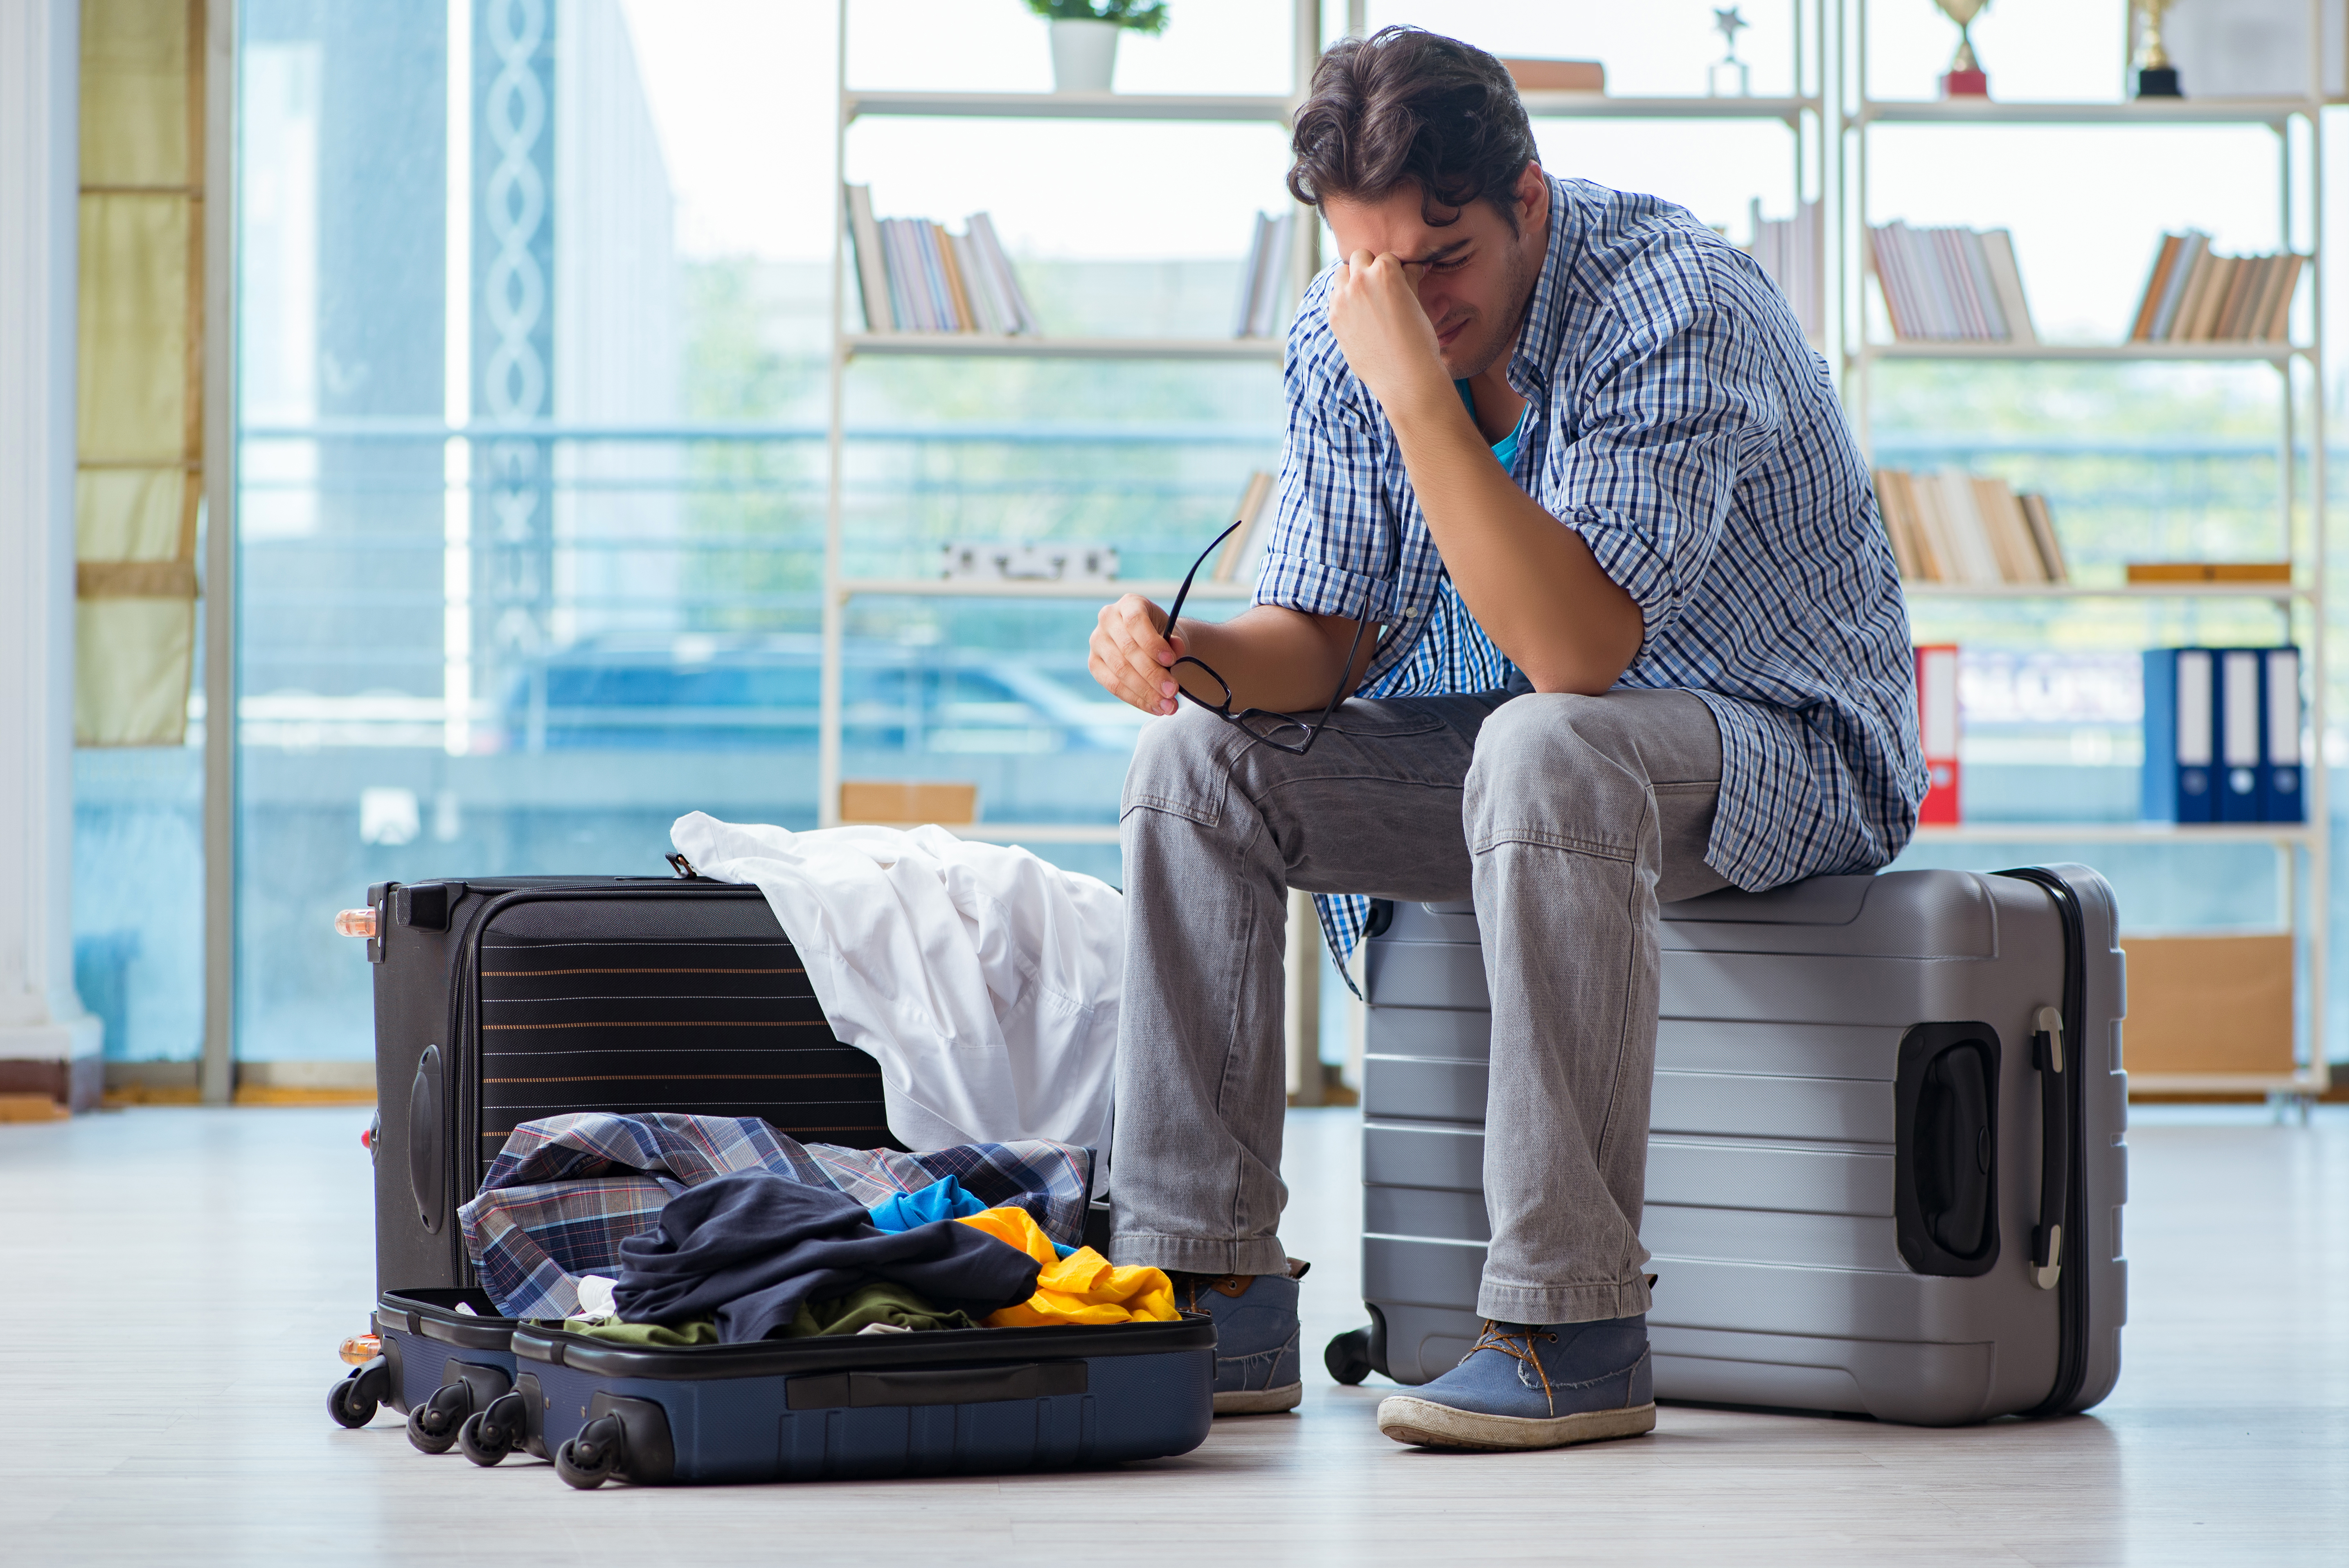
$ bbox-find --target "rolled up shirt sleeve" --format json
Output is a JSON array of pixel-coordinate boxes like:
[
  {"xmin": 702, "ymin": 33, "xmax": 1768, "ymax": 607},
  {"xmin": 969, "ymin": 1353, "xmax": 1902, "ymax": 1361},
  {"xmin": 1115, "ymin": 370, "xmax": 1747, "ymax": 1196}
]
[
  {"xmin": 1252, "ymin": 333, "xmax": 1403, "ymax": 627},
  {"xmin": 1547, "ymin": 249, "xmax": 1781, "ymax": 642}
]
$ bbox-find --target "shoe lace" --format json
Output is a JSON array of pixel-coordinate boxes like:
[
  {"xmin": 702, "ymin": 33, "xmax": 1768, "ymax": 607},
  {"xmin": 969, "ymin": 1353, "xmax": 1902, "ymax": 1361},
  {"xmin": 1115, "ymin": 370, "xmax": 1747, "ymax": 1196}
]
[{"xmin": 1471, "ymin": 1321, "xmax": 1561, "ymax": 1408}]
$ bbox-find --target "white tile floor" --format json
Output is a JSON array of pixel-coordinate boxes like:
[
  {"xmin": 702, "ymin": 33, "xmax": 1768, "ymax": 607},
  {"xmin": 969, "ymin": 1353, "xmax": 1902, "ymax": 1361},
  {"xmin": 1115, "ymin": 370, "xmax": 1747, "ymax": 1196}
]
[{"xmin": 2, "ymin": 1102, "xmax": 2344, "ymax": 1564}]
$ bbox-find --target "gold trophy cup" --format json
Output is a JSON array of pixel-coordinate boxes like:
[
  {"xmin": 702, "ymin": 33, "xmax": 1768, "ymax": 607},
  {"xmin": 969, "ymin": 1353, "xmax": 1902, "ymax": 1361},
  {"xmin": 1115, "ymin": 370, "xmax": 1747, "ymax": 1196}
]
[
  {"xmin": 2135, "ymin": 0, "xmax": 2181, "ymax": 98},
  {"xmin": 1934, "ymin": 0, "xmax": 1989, "ymax": 98}
]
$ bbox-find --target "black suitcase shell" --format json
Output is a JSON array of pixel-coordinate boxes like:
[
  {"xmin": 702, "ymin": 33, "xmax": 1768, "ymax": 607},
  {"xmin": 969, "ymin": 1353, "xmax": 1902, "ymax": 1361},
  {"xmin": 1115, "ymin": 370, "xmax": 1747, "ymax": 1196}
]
[{"xmin": 366, "ymin": 875, "xmax": 892, "ymax": 1298}]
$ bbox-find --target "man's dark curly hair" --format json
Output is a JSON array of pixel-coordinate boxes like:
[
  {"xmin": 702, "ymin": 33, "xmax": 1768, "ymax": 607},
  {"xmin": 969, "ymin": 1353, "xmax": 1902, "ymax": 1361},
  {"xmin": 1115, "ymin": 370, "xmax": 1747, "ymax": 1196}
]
[{"xmin": 1286, "ymin": 26, "xmax": 1540, "ymax": 234}]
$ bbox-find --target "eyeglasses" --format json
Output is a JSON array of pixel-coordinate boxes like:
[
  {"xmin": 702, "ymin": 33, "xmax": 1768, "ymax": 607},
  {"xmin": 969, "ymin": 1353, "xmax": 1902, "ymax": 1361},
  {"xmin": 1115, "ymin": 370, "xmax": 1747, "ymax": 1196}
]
[{"xmin": 1156, "ymin": 518, "xmax": 1379, "ymax": 756}]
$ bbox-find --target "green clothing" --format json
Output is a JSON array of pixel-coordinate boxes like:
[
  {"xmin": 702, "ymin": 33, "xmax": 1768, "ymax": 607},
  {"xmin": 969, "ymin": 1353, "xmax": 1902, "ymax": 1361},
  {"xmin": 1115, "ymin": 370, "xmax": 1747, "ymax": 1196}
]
[
  {"xmin": 547, "ymin": 1282, "xmax": 968, "ymax": 1346},
  {"xmin": 785, "ymin": 1281, "xmax": 973, "ymax": 1338},
  {"xmin": 555, "ymin": 1316, "xmax": 721, "ymax": 1347}
]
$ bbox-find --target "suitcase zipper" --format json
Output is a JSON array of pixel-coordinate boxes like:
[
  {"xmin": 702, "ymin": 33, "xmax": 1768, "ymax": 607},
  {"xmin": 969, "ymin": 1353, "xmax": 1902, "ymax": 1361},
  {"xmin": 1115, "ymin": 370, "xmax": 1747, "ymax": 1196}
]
[{"xmin": 1995, "ymin": 866, "xmax": 2093, "ymax": 1418}]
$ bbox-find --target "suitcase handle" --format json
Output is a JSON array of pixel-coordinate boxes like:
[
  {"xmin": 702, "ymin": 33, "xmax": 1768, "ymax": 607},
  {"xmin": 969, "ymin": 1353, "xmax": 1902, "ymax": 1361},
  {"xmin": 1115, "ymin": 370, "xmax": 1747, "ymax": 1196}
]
[
  {"xmin": 2029, "ymin": 1004, "xmax": 2066, "ymax": 1291},
  {"xmin": 785, "ymin": 1360, "xmax": 1088, "ymax": 1411}
]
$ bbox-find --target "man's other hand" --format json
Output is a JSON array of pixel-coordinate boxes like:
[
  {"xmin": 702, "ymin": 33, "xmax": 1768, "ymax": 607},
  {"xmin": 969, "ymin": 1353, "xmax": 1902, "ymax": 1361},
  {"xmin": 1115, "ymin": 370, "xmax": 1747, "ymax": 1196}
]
[
  {"xmin": 1090, "ymin": 593, "xmax": 1186, "ymax": 716},
  {"xmin": 1328, "ymin": 250, "xmax": 1448, "ymax": 413}
]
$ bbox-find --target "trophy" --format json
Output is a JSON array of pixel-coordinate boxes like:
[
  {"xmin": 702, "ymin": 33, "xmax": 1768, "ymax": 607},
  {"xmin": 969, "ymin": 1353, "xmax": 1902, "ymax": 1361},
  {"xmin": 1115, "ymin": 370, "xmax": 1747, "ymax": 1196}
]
[
  {"xmin": 1933, "ymin": 0, "xmax": 1989, "ymax": 98},
  {"xmin": 2134, "ymin": 0, "xmax": 2181, "ymax": 98},
  {"xmin": 1708, "ymin": 8, "xmax": 1751, "ymax": 98}
]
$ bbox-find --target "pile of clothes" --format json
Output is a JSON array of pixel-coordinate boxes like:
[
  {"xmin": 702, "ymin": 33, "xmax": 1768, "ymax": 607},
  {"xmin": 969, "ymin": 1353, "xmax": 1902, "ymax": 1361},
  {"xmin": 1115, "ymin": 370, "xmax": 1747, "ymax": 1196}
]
[{"xmin": 457, "ymin": 1112, "xmax": 1173, "ymax": 1345}]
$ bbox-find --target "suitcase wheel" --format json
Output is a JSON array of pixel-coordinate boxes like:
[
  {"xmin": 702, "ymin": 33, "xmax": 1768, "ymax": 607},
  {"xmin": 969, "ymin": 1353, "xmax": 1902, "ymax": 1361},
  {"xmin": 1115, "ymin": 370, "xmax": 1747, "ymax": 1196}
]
[
  {"xmin": 1325, "ymin": 1327, "xmax": 1375, "ymax": 1387},
  {"xmin": 555, "ymin": 1416, "xmax": 624, "ymax": 1491},
  {"xmin": 405, "ymin": 1382, "xmax": 470, "ymax": 1455},
  {"xmin": 459, "ymin": 1393, "xmax": 528, "ymax": 1468},
  {"xmin": 327, "ymin": 1357, "xmax": 389, "ymax": 1429}
]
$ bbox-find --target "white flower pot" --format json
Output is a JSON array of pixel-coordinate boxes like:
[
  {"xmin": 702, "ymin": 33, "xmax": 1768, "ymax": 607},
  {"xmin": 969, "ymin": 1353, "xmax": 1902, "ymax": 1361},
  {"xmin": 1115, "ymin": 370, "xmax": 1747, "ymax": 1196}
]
[{"xmin": 1050, "ymin": 19, "xmax": 1119, "ymax": 93}]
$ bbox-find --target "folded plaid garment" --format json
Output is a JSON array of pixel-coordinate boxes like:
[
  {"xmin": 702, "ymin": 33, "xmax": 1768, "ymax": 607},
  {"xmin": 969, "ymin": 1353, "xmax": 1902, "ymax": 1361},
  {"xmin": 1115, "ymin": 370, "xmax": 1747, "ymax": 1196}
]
[{"xmin": 459, "ymin": 1113, "xmax": 1092, "ymax": 1321}]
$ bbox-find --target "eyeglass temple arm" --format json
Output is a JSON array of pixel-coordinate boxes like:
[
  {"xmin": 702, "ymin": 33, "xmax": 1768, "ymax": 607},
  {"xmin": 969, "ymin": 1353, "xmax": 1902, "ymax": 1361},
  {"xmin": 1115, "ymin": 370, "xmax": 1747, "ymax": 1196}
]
[{"xmin": 1162, "ymin": 517, "xmax": 1248, "ymax": 632}]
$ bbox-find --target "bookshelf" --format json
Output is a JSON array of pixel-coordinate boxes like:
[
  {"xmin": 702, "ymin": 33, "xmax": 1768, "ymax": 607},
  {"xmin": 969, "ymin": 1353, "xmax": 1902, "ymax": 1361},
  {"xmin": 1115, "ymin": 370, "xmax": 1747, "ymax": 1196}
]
[{"xmin": 1837, "ymin": 0, "xmax": 2332, "ymax": 1101}]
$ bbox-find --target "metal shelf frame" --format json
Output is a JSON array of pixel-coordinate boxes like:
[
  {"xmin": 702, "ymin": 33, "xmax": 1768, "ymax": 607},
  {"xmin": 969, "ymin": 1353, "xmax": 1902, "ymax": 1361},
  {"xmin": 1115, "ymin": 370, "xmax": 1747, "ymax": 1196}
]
[{"xmin": 1838, "ymin": 0, "xmax": 2332, "ymax": 1096}]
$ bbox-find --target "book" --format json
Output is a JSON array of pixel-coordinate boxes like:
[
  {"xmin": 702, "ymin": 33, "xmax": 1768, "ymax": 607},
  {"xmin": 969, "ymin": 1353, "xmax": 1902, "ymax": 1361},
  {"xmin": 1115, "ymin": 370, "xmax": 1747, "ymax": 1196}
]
[
  {"xmin": 2018, "ymin": 493, "xmax": 2067, "ymax": 583},
  {"xmin": 966, "ymin": 213, "xmax": 1040, "ymax": 335},
  {"xmin": 2259, "ymin": 254, "xmax": 2304, "ymax": 342},
  {"xmin": 845, "ymin": 184, "xmax": 893, "ymax": 332},
  {"xmin": 1976, "ymin": 230, "xmax": 2035, "ymax": 344},
  {"xmin": 1969, "ymin": 475, "xmax": 2046, "ymax": 583},
  {"xmin": 1868, "ymin": 227, "xmax": 1918, "ymax": 339},
  {"xmin": 1915, "ymin": 644, "xmax": 1960, "ymax": 825},
  {"xmin": 2262, "ymin": 646, "xmax": 2305, "ymax": 823},
  {"xmin": 1869, "ymin": 221, "xmax": 2035, "ymax": 342},
  {"xmin": 2213, "ymin": 254, "xmax": 2260, "ymax": 342},
  {"xmin": 846, "ymin": 196, "xmax": 1040, "ymax": 338},
  {"xmin": 1209, "ymin": 470, "xmax": 1278, "ymax": 582},
  {"xmin": 1871, "ymin": 470, "xmax": 1924, "ymax": 580},
  {"xmin": 1928, "ymin": 471, "xmax": 2004, "ymax": 585},
  {"xmin": 1873, "ymin": 468, "xmax": 2067, "ymax": 586},
  {"xmin": 1955, "ymin": 229, "xmax": 2005, "ymax": 340},
  {"xmin": 2216, "ymin": 647, "xmax": 2264, "ymax": 823},
  {"xmin": 2125, "ymin": 561, "xmax": 2292, "ymax": 583},
  {"xmin": 2146, "ymin": 232, "xmax": 2209, "ymax": 340},
  {"xmin": 2142, "ymin": 647, "xmax": 2216, "ymax": 823},
  {"xmin": 933, "ymin": 222, "xmax": 977, "ymax": 332},
  {"xmin": 1750, "ymin": 199, "xmax": 1823, "ymax": 341},
  {"xmin": 2130, "ymin": 234, "xmax": 2183, "ymax": 341},
  {"xmin": 1234, "ymin": 210, "xmax": 1300, "ymax": 340}
]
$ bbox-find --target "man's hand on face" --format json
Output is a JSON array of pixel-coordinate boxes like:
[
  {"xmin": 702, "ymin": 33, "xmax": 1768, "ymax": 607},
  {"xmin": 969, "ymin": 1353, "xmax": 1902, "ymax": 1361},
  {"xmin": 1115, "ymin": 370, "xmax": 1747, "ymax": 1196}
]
[
  {"xmin": 1090, "ymin": 593, "xmax": 1186, "ymax": 716},
  {"xmin": 1327, "ymin": 250, "xmax": 1450, "ymax": 416}
]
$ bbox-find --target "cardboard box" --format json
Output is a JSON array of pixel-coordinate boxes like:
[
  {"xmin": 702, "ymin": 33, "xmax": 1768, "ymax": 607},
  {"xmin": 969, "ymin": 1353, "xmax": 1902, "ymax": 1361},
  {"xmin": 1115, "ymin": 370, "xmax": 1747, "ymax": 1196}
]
[
  {"xmin": 839, "ymin": 780, "xmax": 978, "ymax": 826},
  {"xmin": 2120, "ymin": 932, "xmax": 2294, "ymax": 1074},
  {"xmin": 1501, "ymin": 58, "xmax": 1605, "ymax": 93}
]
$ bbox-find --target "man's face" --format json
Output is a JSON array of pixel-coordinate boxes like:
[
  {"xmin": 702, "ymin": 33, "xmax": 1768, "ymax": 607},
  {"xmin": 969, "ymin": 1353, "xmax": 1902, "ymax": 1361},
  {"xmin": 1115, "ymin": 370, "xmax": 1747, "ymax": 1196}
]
[{"xmin": 1321, "ymin": 163, "xmax": 1549, "ymax": 381}]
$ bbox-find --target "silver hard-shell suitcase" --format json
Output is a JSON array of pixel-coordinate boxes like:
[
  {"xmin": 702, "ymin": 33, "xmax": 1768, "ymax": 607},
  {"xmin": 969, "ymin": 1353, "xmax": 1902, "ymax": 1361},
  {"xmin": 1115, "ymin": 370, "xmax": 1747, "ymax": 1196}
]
[{"xmin": 1331, "ymin": 866, "xmax": 2126, "ymax": 1426}]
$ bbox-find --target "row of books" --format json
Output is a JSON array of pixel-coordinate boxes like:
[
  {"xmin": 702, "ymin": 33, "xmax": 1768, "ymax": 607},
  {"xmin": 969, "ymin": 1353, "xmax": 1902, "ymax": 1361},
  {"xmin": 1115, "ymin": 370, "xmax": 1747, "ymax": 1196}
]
[
  {"xmin": 844, "ymin": 185, "xmax": 1040, "ymax": 336},
  {"xmin": 1872, "ymin": 469, "xmax": 2068, "ymax": 586},
  {"xmin": 1233, "ymin": 211, "xmax": 1304, "ymax": 340},
  {"xmin": 1747, "ymin": 198, "xmax": 1822, "ymax": 342},
  {"xmin": 2143, "ymin": 646, "xmax": 2305, "ymax": 824},
  {"xmin": 2129, "ymin": 234, "xmax": 2303, "ymax": 344},
  {"xmin": 1868, "ymin": 222, "xmax": 2036, "ymax": 344}
]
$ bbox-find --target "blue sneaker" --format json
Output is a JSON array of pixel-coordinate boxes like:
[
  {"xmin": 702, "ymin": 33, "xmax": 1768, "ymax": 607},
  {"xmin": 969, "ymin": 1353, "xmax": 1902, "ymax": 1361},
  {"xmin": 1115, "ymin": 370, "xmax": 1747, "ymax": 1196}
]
[
  {"xmin": 1176, "ymin": 1260, "xmax": 1307, "ymax": 1415},
  {"xmin": 1376, "ymin": 1316, "xmax": 1655, "ymax": 1451}
]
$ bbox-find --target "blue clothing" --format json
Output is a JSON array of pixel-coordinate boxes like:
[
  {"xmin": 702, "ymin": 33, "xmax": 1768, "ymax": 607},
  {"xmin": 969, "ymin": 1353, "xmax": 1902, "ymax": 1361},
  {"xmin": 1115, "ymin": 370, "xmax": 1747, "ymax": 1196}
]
[
  {"xmin": 1457, "ymin": 380, "xmax": 1529, "ymax": 470},
  {"xmin": 1261, "ymin": 175, "xmax": 1925, "ymax": 965},
  {"xmin": 865, "ymin": 1174, "xmax": 988, "ymax": 1232},
  {"xmin": 867, "ymin": 1173, "xmax": 1078, "ymax": 1257}
]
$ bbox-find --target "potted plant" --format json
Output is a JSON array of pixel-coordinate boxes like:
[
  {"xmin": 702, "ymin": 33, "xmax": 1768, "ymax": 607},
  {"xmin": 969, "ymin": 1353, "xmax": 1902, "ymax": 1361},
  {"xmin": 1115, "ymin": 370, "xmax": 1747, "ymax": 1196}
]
[{"xmin": 1025, "ymin": 0, "xmax": 1169, "ymax": 93}]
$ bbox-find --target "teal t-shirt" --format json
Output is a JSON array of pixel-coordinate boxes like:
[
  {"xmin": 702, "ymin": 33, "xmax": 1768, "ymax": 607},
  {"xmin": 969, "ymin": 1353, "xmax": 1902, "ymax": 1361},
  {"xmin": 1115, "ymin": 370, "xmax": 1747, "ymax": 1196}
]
[{"xmin": 1456, "ymin": 379, "xmax": 1529, "ymax": 470}]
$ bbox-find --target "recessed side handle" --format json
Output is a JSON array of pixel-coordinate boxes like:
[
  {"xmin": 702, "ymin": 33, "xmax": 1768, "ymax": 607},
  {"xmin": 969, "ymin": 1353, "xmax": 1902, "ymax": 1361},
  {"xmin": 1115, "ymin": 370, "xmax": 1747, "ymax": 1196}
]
[
  {"xmin": 410, "ymin": 1044, "xmax": 444, "ymax": 1235},
  {"xmin": 2031, "ymin": 1004, "xmax": 2067, "ymax": 1291}
]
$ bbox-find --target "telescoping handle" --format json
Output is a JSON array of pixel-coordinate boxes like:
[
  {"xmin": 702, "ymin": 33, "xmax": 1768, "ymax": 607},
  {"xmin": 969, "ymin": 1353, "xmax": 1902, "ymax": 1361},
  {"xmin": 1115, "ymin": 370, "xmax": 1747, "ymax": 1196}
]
[{"xmin": 2030, "ymin": 1003, "xmax": 2067, "ymax": 1291}]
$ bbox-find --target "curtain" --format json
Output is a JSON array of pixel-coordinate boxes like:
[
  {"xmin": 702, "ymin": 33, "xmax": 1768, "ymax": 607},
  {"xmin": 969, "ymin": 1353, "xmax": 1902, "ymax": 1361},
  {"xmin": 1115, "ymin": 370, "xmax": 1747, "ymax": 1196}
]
[{"xmin": 75, "ymin": 0, "xmax": 203, "ymax": 746}]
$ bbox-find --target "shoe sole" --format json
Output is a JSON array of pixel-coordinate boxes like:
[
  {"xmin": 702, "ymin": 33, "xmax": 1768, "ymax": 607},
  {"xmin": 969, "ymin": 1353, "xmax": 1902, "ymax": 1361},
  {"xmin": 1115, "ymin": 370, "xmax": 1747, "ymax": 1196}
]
[
  {"xmin": 1375, "ymin": 1396, "xmax": 1656, "ymax": 1451},
  {"xmin": 1214, "ymin": 1382, "xmax": 1304, "ymax": 1415}
]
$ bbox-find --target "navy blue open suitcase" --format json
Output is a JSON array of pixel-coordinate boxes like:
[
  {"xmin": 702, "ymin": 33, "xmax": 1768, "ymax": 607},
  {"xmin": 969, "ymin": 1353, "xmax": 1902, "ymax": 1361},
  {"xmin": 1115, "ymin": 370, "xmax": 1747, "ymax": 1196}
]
[
  {"xmin": 516, "ymin": 1313, "xmax": 1216, "ymax": 1488},
  {"xmin": 331, "ymin": 872, "xmax": 1214, "ymax": 1485}
]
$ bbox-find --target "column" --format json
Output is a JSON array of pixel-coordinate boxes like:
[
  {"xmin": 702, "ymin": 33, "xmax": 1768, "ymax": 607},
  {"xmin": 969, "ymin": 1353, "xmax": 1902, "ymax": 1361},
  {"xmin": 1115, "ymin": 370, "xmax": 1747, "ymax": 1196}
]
[{"xmin": 0, "ymin": 0, "xmax": 103, "ymax": 1110}]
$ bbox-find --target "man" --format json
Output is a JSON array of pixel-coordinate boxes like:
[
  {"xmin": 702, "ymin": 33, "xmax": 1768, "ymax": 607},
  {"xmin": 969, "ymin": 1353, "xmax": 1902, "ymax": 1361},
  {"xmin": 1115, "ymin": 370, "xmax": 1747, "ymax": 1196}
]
[{"xmin": 1088, "ymin": 28, "xmax": 1923, "ymax": 1452}]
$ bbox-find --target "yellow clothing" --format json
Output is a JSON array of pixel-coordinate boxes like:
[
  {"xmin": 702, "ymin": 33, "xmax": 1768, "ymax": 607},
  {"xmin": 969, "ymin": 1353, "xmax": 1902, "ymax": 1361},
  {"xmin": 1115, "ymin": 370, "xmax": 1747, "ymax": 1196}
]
[{"xmin": 955, "ymin": 1207, "xmax": 1179, "ymax": 1327}]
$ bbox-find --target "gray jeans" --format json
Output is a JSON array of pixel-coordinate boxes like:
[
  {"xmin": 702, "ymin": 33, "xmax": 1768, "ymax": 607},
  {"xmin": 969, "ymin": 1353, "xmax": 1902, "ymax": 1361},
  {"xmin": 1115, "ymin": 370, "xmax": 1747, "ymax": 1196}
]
[{"xmin": 1109, "ymin": 686, "xmax": 1726, "ymax": 1324}]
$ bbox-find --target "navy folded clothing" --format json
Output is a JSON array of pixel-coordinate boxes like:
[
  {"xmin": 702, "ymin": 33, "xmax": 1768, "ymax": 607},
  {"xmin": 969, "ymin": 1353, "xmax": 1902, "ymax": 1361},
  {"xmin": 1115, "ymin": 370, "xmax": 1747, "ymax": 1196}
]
[{"xmin": 613, "ymin": 1172, "xmax": 1042, "ymax": 1343}]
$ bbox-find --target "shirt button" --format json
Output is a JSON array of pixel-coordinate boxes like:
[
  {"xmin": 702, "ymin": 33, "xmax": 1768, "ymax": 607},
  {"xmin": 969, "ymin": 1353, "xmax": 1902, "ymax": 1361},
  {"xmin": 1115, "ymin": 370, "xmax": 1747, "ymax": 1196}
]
[{"xmin": 1402, "ymin": 606, "xmax": 1417, "ymax": 619}]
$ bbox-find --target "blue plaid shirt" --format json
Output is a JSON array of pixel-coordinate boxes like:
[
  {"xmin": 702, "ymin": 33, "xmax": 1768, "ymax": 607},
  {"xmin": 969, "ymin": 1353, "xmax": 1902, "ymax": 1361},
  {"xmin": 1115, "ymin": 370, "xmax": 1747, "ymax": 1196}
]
[{"xmin": 1255, "ymin": 177, "xmax": 1926, "ymax": 970}]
